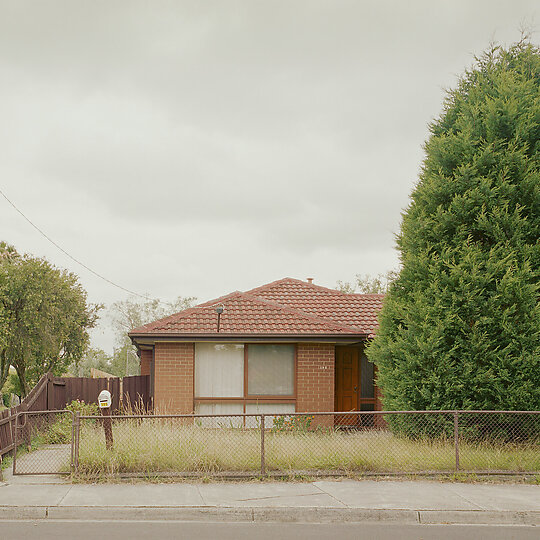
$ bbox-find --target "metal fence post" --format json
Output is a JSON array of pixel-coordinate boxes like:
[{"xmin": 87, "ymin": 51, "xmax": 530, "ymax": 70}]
[
  {"xmin": 453, "ymin": 410, "xmax": 460, "ymax": 472},
  {"xmin": 70, "ymin": 411, "xmax": 76, "ymax": 475},
  {"xmin": 12, "ymin": 413, "xmax": 18, "ymax": 475},
  {"xmin": 260, "ymin": 414, "xmax": 265, "ymax": 476},
  {"xmin": 74, "ymin": 412, "xmax": 80, "ymax": 474}
]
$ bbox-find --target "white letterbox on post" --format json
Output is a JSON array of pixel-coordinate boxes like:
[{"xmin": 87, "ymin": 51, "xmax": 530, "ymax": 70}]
[
  {"xmin": 98, "ymin": 390, "xmax": 112, "ymax": 409},
  {"xmin": 98, "ymin": 389, "xmax": 114, "ymax": 450}
]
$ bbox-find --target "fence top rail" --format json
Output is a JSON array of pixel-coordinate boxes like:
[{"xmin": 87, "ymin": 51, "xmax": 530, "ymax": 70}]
[
  {"xmin": 77, "ymin": 409, "xmax": 540, "ymax": 420},
  {"xmin": 0, "ymin": 413, "xmax": 15, "ymax": 426},
  {"xmin": 13, "ymin": 409, "xmax": 74, "ymax": 417}
]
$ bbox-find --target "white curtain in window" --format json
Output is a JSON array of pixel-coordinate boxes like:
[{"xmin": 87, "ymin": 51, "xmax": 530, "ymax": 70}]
[
  {"xmin": 195, "ymin": 343, "xmax": 244, "ymax": 397},
  {"xmin": 245, "ymin": 402, "xmax": 296, "ymax": 428},
  {"xmin": 248, "ymin": 344, "xmax": 294, "ymax": 395},
  {"xmin": 195, "ymin": 402, "xmax": 244, "ymax": 428}
]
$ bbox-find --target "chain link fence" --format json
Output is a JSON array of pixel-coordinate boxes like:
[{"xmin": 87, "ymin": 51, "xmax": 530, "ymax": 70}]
[
  {"xmin": 5, "ymin": 410, "xmax": 538, "ymax": 477},
  {"xmin": 12, "ymin": 410, "xmax": 74, "ymax": 475},
  {"xmin": 66, "ymin": 410, "xmax": 540, "ymax": 478}
]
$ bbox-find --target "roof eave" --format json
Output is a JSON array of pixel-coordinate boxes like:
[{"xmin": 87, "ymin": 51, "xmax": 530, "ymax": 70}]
[{"xmin": 130, "ymin": 332, "xmax": 369, "ymax": 346}]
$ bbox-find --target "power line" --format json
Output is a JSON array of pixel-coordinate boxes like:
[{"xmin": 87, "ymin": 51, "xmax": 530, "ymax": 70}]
[{"xmin": 0, "ymin": 187, "xmax": 173, "ymax": 306}]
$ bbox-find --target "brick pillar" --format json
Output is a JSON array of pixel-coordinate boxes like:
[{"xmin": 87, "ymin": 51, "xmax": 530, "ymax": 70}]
[
  {"xmin": 154, "ymin": 342, "xmax": 194, "ymax": 414},
  {"xmin": 296, "ymin": 344, "xmax": 335, "ymax": 426},
  {"xmin": 140, "ymin": 349, "xmax": 153, "ymax": 376}
]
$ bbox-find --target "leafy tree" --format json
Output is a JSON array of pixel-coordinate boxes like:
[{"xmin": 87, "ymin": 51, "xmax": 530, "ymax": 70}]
[
  {"xmin": 0, "ymin": 243, "xmax": 100, "ymax": 395},
  {"xmin": 336, "ymin": 271, "xmax": 398, "ymax": 294},
  {"xmin": 109, "ymin": 295, "xmax": 196, "ymax": 375},
  {"xmin": 1, "ymin": 371, "xmax": 21, "ymax": 407},
  {"xmin": 0, "ymin": 241, "xmax": 19, "ymax": 262},
  {"xmin": 110, "ymin": 296, "xmax": 196, "ymax": 345},
  {"xmin": 368, "ymin": 40, "xmax": 540, "ymax": 415},
  {"xmin": 109, "ymin": 343, "xmax": 141, "ymax": 377},
  {"xmin": 0, "ymin": 242, "xmax": 17, "ymax": 390},
  {"xmin": 69, "ymin": 347, "xmax": 113, "ymax": 377},
  {"xmin": 0, "ymin": 300, "xmax": 8, "ymax": 391}
]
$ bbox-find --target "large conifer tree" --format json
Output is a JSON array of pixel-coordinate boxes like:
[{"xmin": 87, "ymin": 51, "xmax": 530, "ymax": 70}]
[{"xmin": 368, "ymin": 40, "xmax": 540, "ymax": 412}]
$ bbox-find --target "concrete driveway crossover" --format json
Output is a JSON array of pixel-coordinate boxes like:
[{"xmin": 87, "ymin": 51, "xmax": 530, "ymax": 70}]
[{"xmin": 0, "ymin": 483, "xmax": 72, "ymax": 506}]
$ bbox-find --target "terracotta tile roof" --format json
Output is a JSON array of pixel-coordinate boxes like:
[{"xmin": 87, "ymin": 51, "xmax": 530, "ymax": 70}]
[
  {"xmin": 129, "ymin": 278, "xmax": 383, "ymax": 338},
  {"xmin": 246, "ymin": 278, "xmax": 383, "ymax": 337}
]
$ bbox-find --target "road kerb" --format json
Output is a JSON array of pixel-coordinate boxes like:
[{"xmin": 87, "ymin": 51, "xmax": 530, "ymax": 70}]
[
  {"xmin": 419, "ymin": 510, "xmax": 540, "ymax": 526},
  {"xmin": 0, "ymin": 506, "xmax": 47, "ymax": 520},
  {"xmin": 251, "ymin": 507, "xmax": 418, "ymax": 523},
  {"xmin": 1, "ymin": 506, "xmax": 539, "ymax": 525}
]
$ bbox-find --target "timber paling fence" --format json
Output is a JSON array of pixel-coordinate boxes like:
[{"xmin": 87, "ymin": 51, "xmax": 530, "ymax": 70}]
[
  {"xmin": 0, "ymin": 372, "xmax": 150, "ymax": 460},
  {"xmin": 6, "ymin": 410, "xmax": 540, "ymax": 477}
]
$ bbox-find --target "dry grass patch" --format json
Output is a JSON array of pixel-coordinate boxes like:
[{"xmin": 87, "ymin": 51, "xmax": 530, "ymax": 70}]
[{"xmin": 75, "ymin": 418, "xmax": 540, "ymax": 478}]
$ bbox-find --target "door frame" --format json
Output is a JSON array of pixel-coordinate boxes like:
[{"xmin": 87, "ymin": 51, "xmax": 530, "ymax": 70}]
[{"xmin": 334, "ymin": 344, "xmax": 377, "ymax": 412}]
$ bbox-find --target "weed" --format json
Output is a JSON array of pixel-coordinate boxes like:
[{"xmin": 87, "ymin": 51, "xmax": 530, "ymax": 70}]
[{"xmin": 73, "ymin": 419, "xmax": 540, "ymax": 478}]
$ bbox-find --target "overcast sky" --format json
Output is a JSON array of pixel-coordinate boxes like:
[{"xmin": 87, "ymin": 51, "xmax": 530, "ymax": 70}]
[{"xmin": 0, "ymin": 1, "xmax": 537, "ymax": 353}]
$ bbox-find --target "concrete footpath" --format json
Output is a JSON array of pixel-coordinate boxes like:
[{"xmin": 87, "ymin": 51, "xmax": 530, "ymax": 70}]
[{"xmin": 0, "ymin": 473, "xmax": 539, "ymax": 526}]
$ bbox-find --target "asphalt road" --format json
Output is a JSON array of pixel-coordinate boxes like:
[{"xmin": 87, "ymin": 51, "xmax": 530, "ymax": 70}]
[{"xmin": 0, "ymin": 521, "xmax": 538, "ymax": 540}]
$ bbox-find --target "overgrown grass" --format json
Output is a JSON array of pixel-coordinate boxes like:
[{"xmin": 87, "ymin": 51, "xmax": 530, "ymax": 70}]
[{"xmin": 75, "ymin": 419, "xmax": 540, "ymax": 477}]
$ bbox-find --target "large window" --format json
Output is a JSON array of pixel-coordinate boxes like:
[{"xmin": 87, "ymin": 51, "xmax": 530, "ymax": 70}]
[
  {"xmin": 194, "ymin": 343, "xmax": 296, "ymax": 417},
  {"xmin": 248, "ymin": 344, "xmax": 294, "ymax": 396},
  {"xmin": 195, "ymin": 344, "xmax": 244, "ymax": 398}
]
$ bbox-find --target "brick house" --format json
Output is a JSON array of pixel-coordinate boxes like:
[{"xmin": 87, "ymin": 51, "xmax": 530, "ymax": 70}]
[{"xmin": 128, "ymin": 278, "xmax": 384, "ymax": 418}]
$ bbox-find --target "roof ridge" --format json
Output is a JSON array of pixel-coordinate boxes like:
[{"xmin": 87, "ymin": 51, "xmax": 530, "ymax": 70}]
[
  {"xmin": 244, "ymin": 277, "xmax": 297, "ymax": 296},
  {"xmin": 246, "ymin": 277, "xmax": 350, "ymax": 297},
  {"xmin": 238, "ymin": 291, "xmax": 363, "ymax": 333}
]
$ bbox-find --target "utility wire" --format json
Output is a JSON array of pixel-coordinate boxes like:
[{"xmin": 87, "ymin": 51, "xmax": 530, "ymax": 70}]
[{"xmin": 0, "ymin": 187, "xmax": 174, "ymax": 306}]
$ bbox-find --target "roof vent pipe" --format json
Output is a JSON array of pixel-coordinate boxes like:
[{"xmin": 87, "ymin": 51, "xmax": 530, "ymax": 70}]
[
  {"xmin": 215, "ymin": 305, "xmax": 224, "ymax": 332},
  {"xmin": 307, "ymin": 278, "xmax": 314, "ymax": 284}
]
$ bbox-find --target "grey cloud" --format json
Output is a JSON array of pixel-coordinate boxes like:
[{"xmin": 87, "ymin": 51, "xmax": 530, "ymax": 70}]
[{"xmin": 0, "ymin": 0, "xmax": 537, "ymax": 352}]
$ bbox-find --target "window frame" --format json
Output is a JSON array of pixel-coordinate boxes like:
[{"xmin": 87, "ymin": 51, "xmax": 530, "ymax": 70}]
[
  {"xmin": 358, "ymin": 350, "xmax": 376, "ymax": 409},
  {"xmin": 194, "ymin": 343, "xmax": 297, "ymax": 412}
]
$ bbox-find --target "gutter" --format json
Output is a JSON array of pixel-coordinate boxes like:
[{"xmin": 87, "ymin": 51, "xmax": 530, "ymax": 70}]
[{"xmin": 129, "ymin": 333, "xmax": 369, "ymax": 347}]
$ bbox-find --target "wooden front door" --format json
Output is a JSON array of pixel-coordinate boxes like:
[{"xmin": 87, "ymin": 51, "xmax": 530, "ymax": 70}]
[{"xmin": 334, "ymin": 346, "xmax": 359, "ymax": 412}]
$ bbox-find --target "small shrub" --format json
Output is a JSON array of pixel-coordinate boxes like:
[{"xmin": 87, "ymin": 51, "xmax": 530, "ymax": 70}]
[
  {"xmin": 66, "ymin": 399, "xmax": 99, "ymax": 417},
  {"xmin": 1, "ymin": 454, "xmax": 13, "ymax": 471},
  {"xmin": 272, "ymin": 414, "xmax": 314, "ymax": 433},
  {"xmin": 44, "ymin": 400, "xmax": 99, "ymax": 444}
]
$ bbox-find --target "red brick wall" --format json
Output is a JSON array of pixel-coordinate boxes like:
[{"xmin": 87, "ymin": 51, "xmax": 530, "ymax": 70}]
[
  {"xmin": 154, "ymin": 342, "xmax": 194, "ymax": 413},
  {"xmin": 140, "ymin": 349, "xmax": 153, "ymax": 376},
  {"xmin": 296, "ymin": 343, "xmax": 335, "ymax": 413}
]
